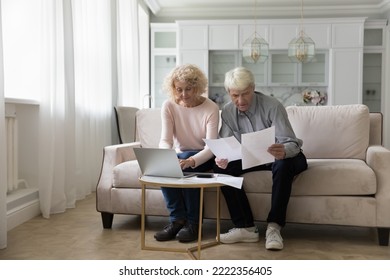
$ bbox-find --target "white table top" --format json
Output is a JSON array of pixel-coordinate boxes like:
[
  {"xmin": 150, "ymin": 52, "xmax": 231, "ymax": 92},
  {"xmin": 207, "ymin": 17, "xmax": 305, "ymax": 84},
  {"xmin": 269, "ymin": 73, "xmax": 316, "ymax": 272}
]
[{"xmin": 139, "ymin": 173, "xmax": 243, "ymax": 189}]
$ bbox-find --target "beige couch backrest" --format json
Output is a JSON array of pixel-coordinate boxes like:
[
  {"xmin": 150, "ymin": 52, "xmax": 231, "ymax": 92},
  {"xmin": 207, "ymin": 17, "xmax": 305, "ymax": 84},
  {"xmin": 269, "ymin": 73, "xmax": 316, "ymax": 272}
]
[
  {"xmin": 134, "ymin": 104, "xmax": 381, "ymax": 160},
  {"xmin": 135, "ymin": 108, "xmax": 162, "ymax": 148},
  {"xmin": 286, "ymin": 104, "xmax": 370, "ymax": 159}
]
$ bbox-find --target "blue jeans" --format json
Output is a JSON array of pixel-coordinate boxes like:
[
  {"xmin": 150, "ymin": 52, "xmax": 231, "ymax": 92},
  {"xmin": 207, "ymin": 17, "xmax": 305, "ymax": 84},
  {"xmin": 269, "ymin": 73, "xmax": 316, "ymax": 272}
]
[
  {"xmin": 161, "ymin": 151, "xmax": 214, "ymax": 225},
  {"xmin": 213, "ymin": 152, "xmax": 308, "ymax": 228}
]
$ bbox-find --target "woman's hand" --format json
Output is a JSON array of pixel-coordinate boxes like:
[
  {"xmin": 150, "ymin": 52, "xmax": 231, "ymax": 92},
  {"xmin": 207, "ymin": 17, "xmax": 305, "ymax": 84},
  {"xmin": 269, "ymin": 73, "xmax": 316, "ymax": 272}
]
[
  {"xmin": 179, "ymin": 157, "xmax": 195, "ymax": 169},
  {"xmin": 215, "ymin": 158, "xmax": 228, "ymax": 169}
]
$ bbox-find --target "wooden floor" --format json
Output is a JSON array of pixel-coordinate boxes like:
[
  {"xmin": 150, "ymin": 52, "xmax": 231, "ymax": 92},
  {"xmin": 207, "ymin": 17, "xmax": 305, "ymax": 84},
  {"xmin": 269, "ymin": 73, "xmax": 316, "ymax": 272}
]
[{"xmin": 0, "ymin": 193, "xmax": 390, "ymax": 260}]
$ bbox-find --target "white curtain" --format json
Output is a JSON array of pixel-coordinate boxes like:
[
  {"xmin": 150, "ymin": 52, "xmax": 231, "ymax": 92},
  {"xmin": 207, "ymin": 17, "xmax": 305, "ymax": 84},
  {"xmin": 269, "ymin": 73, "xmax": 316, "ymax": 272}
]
[
  {"xmin": 0, "ymin": 1, "xmax": 8, "ymax": 249},
  {"xmin": 117, "ymin": 0, "xmax": 141, "ymax": 107},
  {"xmin": 39, "ymin": 0, "xmax": 143, "ymax": 218}
]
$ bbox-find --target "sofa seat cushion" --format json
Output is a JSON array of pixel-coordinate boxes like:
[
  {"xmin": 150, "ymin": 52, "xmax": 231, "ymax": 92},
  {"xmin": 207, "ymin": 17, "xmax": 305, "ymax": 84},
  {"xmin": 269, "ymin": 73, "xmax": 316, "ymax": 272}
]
[
  {"xmin": 112, "ymin": 160, "xmax": 142, "ymax": 188},
  {"xmin": 242, "ymin": 159, "xmax": 376, "ymax": 196}
]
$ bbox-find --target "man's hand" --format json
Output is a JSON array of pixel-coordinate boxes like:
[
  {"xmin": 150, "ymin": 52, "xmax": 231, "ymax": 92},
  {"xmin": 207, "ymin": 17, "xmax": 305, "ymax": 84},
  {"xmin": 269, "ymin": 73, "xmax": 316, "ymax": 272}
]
[
  {"xmin": 215, "ymin": 158, "xmax": 228, "ymax": 169},
  {"xmin": 267, "ymin": 143, "xmax": 286, "ymax": 160}
]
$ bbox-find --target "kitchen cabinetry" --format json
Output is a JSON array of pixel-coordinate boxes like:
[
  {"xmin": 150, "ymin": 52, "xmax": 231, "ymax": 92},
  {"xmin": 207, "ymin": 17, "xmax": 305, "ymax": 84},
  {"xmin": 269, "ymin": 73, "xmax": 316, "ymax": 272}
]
[
  {"xmin": 178, "ymin": 24, "xmax": 208, "ymax": 50},
  {"xmin": 329, "ymin": 19, "xmax": 365, "ymax": 105},
  {"xmin": 151, "ymin": 23, "xmax": 177, "ymax": 108},
  {"xmin": 362, "ymin": 20, "xmax": 387, "ymax": 113},
  {"xmin": 209, "ymin": 50, "xmax": 327, "ymax": 88},
  {"xmin": 269, "ymin": 52, "xmax": 327, "ymax": 86},
  {"xmin": 239, "ymin": 24, "xmax": 269, "ymax": 49},
  {"xmin": 269, "ymin": 24, "xmax": 299, "ymax": 50},
  {"xmin": 177, "ymin": 23, "xmax": 209, "ymax": 78},
  {"xmin": 209, "ymin": 50, "xmax": 267, "ymax": 87},
  {"xmin": 332, "ymin": 23, "xmax": 364, "ymax": 48},
  {"xmin": 173, "ymin": 18, "xmax": 370, "ymax": 107},
  {"xmin": 209, "ymin": 24, "xmax": 239, "ymax": 50},
  {"xmin": 330, "ymin": 48, "xmax": 363, "ymax": 105},
  {"xmin": 269, "ymin": 52, "xmax": 297, "ymax": 85}
]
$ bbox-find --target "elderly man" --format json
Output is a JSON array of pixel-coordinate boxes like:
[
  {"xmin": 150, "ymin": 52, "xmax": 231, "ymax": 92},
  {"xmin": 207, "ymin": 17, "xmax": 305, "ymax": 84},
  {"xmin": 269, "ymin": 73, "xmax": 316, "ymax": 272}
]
[{"xmin": 214, "ymin": 67, "xmax": 307, "ymax": 250}]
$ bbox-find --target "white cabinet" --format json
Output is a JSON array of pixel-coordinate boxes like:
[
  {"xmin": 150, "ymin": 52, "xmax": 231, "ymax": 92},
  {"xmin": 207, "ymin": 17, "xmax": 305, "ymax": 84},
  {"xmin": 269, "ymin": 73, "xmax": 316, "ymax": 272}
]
[
  {"xmin": 330, "ymin": 48, "xmax": 363, "ymax": 105},
  {"xmin": 209, "ymin": 24, "xmax": 239, "ymax": 50},
  {"xmin": 332, "ymin": 23, "xmax": 364, "ymax": 48},
  {"xmin": 269, "ymin": 24, "xmax": 299, "ymax": 50},
  {"xmin": 302, "ymin": 23, "xmax": 331, "ymax": 49},
  {"xmin": 329, "ymin": 19, "xmax": 365, "ymax": 105},
  {"xmin": 151, "ymin": 23, "xmax": 177, "ymax": 108},
  {"xmin": 178, "ymin": 50, "xmax": 209, "ymax": 82},
  {"xmin": 268, "ymin": 22, "xmax": 331, "ymax": 50},
  {"xmin": 178, "ymin": 25, "xmax": 208, "ymax": 50}
]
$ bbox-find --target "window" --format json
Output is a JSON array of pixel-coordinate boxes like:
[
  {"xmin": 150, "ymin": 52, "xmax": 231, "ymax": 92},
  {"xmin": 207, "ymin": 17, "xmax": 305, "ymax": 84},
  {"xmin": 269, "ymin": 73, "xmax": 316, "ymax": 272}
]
[{"xmin": 2, "ymin": 0, "xmax": 41, "ymax": 102}]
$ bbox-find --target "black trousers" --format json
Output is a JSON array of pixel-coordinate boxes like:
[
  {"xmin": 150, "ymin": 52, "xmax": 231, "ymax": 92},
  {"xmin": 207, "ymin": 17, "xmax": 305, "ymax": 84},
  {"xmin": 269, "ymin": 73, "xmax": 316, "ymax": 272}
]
[{"xmin": 213, "ymin": 152, "xmax": 307, "ymax": 228}]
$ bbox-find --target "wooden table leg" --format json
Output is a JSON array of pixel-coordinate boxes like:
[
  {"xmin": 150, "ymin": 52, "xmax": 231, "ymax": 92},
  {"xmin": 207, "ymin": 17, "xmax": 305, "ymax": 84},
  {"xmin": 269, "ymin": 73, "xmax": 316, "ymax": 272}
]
[{"xmin": 141, "ymin": 184, "xmax": 146, "ymax": 250}]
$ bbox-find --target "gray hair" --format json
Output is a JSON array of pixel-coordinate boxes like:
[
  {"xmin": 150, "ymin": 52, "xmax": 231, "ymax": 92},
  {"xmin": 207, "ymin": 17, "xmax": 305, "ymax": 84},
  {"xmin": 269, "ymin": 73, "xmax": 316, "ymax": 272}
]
[{"xmin": 224, "ymin": 67, "xmax": 255, "ymax": 92}]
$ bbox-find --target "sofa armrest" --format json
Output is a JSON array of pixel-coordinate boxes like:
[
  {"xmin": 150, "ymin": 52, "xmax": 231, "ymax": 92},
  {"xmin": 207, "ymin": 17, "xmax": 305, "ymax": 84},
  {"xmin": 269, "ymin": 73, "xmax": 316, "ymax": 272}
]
[
  {"xmin": 96, "ymin": 142, "xmax": 141, "ymax": 213},
  {"xmin": 366, "ymin": 145, "xmax": 390, "ymax": 227}
]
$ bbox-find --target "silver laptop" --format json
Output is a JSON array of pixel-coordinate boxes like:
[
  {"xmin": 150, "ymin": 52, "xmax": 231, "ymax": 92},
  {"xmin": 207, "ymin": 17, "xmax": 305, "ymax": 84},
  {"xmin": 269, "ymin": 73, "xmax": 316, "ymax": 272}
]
[{"xmin": 133, "ymin": 147, "xmax": 197, "ymax": 178}]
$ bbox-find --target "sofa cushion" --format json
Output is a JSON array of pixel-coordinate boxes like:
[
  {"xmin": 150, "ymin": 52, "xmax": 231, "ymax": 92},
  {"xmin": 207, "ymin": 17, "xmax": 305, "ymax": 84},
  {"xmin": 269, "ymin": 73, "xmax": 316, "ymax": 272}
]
[
  {"xmin": 286, "ymin": 104, "xmax": 369, "ymax": 160},
  {"xmin": 242, "ymin": 159, "xmax": 376, "ymax": 196},
  {"xmin": 136, "ymin": 108, "xmax": 162, "ymax": 148},
  {"xmin": 112, "ymin": 160, "xmax": 142, "ymax": 188}
]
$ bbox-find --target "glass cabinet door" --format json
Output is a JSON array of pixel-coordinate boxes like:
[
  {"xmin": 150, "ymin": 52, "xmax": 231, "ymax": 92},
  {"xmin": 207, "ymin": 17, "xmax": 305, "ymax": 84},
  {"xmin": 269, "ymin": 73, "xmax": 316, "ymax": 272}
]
[
  {"xmin": 152, "ymin": 55, "xmax": 176, "ymax": 108},
  {"xmin": 269, "ymin": 53, "xmax": 297, "ymax": 85},
  {"xmin": 242, "ymin": 58, "xmax": 267, "ymax": 86},
  {"xmin": 300, "ymin": 52, "xmax": 327, "ymax": 85},
  {"xmin": 363, "ymin": 53, "xmax": 382, "ymax": 112},
  {"xmin": 209, "ymin": 51, "xmax": 239, "ymax": 86},
  {"xmin": 153, "ymin": 31, "xmax": 176, "ymax": 49}
]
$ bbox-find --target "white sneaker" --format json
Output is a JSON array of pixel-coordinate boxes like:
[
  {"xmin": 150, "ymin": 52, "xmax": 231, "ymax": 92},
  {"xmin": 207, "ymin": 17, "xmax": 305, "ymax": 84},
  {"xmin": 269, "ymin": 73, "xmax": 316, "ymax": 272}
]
[
  {"xmin": 219, "ymin": 227, "xmax": 259, "ymax": 244},
  {"xmin": 265, "ymin": 227, "xmax": 284, "ymax": 250}
]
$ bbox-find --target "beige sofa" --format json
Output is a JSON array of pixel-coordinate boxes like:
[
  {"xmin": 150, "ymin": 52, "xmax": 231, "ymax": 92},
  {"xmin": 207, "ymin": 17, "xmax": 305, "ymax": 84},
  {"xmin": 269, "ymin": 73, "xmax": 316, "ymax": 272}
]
[{"xmin": 96, "ymin": 104, "xmax": 390, "ymax": 246}]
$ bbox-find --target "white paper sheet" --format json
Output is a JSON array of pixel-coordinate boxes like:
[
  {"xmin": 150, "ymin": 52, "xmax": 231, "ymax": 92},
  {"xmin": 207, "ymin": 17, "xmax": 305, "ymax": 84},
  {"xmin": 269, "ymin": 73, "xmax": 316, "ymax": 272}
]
[
  {"xmin": 203, "ymin": 136, "xmax": 242, "ymax": 162},
  {"xmin": 204, "ymin": 126, "xmax": 276, "ymax": 170},
  {"xmin": 241, "ymin": 126, "xmax": 275, "ymax": 169}
]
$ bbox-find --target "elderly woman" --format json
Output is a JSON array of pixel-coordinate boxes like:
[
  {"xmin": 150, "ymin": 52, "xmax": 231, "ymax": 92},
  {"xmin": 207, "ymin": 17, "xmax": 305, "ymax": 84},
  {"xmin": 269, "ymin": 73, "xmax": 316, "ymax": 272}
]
[{"xmin": 155, "ymin": 64, "xmax": 219, "ymax": 243}]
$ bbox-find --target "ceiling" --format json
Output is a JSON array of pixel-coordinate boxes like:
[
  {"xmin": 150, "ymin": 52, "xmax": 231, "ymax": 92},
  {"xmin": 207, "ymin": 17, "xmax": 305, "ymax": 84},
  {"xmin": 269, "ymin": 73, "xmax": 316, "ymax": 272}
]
[{"xmin": 144, "ymin": 0, "xmax": 390, "ymax": 22}]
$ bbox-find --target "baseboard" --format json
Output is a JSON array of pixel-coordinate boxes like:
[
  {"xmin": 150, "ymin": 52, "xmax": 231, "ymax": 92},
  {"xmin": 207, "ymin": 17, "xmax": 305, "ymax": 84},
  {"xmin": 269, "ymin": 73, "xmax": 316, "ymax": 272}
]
[{"xmin": 6, "ymin": 188, "xmax": 41, "ymax": 231}]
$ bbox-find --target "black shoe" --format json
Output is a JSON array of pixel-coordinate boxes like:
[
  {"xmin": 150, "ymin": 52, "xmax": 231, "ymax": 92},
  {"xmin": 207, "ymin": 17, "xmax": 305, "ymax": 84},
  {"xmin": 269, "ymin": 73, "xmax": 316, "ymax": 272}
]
[
  {"xmin": 154, "ymin": 222, "xmax": 184, "ymax": 241},
  {"xmin": 176, "ymin": 223, "xmax": 199, "ymax": 243}
]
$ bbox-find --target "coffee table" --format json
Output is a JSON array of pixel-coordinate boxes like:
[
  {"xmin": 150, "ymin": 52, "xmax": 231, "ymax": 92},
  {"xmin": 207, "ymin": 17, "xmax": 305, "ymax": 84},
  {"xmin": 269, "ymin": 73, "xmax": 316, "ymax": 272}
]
[{"xmin": 139, "ymin": 175, "xmax": 224, "ymax": 260}]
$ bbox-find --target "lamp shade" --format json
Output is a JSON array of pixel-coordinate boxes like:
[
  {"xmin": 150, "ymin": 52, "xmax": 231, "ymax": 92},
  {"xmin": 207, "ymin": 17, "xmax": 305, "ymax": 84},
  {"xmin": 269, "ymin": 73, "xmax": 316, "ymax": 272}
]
[
  {"xmin": 242, "ymin": 32, "xmax": 269, "ymax": 63},
  {"xmin": 288, "ymin": 31, "xmax": 315, "ymax": 63}
]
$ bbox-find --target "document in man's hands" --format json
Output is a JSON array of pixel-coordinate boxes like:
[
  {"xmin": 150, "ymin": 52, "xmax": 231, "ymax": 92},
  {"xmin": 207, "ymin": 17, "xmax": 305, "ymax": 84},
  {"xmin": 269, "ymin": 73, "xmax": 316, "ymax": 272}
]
[
  {"xmin": 203, "ymin": 126, "xmax": 275, "ymax": 169},
  {"xmin": 241, "ymin": 126, "xmax": 275, "ymax": 169}
]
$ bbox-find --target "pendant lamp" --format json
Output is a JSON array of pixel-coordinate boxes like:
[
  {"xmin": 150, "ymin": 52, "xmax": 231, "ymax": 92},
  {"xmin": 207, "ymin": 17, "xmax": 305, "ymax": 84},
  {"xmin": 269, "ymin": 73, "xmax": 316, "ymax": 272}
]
[
  {"xmin": 288, "ymin": 0, "xmax": 315, "ymax": 63},
  {"xmin": 242, "ymin": 0, "xmax": 269, "ymax": 63}
]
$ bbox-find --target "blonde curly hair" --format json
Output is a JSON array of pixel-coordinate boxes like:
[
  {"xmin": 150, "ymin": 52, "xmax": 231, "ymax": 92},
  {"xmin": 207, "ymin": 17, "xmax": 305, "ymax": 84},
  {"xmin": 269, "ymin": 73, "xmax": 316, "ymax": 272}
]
[{"xmin": 162, "ymin": 64, "xmax": 208, "ymax": 101}]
